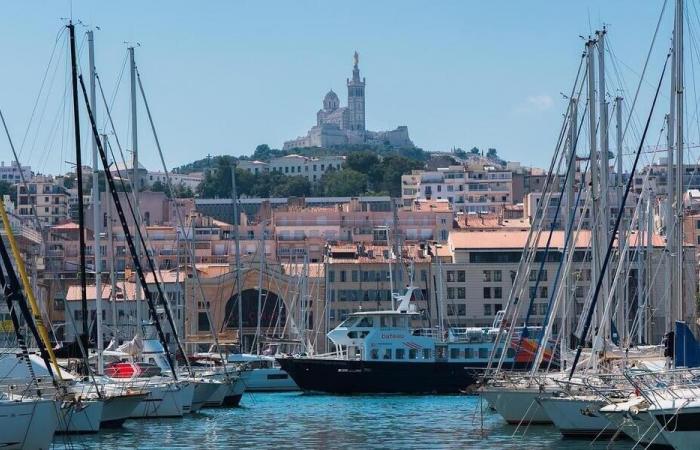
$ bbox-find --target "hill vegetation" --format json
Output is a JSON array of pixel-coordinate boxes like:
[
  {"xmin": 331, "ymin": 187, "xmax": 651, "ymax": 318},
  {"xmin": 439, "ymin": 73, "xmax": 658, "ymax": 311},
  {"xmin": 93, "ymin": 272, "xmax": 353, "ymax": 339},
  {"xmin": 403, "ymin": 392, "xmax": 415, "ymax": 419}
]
[{"xmin": 192, "ymin": 145, "xmax": 425, "ymax": 199}]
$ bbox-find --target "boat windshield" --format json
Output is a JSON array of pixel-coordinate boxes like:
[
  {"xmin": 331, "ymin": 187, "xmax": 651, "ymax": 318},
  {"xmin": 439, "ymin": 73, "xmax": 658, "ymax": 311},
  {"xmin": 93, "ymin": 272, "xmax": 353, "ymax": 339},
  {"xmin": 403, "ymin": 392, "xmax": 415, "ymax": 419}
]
[
  {"xmin": 338, "ymin": 317, "xmax": 360, "ymax": 328},
  {"xmin": 356, "ymin": 317, "xmax": 374, "ymax": 328}
]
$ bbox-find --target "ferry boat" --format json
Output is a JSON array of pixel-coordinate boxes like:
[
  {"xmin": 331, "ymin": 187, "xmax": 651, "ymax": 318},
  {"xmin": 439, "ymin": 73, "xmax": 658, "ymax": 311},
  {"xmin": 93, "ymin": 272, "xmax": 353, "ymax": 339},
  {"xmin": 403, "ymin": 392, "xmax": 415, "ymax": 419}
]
[{"xmin": 277, "ymin": 287, "xmax": 556, "ymax": 394}]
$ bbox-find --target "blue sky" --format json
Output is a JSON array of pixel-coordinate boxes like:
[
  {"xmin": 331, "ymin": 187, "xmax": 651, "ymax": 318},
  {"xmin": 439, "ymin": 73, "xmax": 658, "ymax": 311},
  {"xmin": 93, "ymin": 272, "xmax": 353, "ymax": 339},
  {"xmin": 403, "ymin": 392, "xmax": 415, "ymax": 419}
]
[{"xmin": 0, "ymin": 1, "xmax": 673, "ymax": 175}]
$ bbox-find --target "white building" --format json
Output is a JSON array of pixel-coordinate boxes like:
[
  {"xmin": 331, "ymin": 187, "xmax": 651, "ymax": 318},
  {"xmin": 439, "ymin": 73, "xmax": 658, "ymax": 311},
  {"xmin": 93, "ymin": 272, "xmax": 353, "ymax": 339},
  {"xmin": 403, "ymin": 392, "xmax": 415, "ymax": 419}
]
[
  {"xmin": 15, "ymin": 175, "xmax": 69, "ymax": 226},
  {"xmin": 239, "ymin": 154, "xmax": 346, "ymax": 183},
  {"xmin": 401, "ymin": 165, "xmax": 513, "ymax": 213},
  {"xmin": 0, "ymin": 161, "xmax": 32, "ymax": 184},
  {"xmin": 147, "ymin": 171, "xmax": 204, "ymax": 191}
]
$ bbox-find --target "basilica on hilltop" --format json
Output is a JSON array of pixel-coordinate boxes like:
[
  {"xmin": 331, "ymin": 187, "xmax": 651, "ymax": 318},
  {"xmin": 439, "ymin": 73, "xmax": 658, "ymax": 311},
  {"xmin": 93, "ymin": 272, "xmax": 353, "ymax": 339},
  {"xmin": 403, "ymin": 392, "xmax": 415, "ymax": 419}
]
[{"xmin": 283, "ymin": 52, "xmax": 414, "ymax": 150}]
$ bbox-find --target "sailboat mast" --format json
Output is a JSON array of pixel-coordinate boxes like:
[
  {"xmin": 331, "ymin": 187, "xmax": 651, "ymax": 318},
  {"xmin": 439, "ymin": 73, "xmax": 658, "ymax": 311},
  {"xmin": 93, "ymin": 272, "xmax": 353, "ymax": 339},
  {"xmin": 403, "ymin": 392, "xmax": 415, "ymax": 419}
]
[
  {"xmin": 255, "ymin": 221, "xmax": 266, "ymax": 353},
  {"xmin": 586, "ymin": 38, "xmax": 601, "ymax": 345},
  {"xmin": 68, "ymin": 23, "xmax": 89, "ymax": 348},
  {"xmin": 597, "ymin": 32, "xmax": 611, "ymax": 338},
  {"xmin": 615, "ymin": 95, "xmax": 628, "ymax": 344},
  {"xmin": 231, "ymin": 165, "xmax": 243, "ymax": 351},
  {"xmin": 104, "ymin": 133, "xmax": 118, "ymax": 340},
  {"xmin": 564, "ymin": 96, "xmax": 577, "ymax": 353},
  {"xmin": 674, "ymin": 0, "xmax": 685, "ymax": 325},
  {"xmin": 129, "ymin": 46, "xmax": 142, "ymax": 335},
  {"xmin": 88, "ymin": 29, "xmax": 103, "ymax": 373}
]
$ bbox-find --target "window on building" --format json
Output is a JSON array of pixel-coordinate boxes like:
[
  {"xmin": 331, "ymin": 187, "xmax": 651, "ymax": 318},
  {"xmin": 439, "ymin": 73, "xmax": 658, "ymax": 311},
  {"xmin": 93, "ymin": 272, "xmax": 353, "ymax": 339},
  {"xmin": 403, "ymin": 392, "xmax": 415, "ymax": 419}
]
[
  {"xmin": 540, "ymin": 286, "xmax": 548, "ymax": 298},
  {"xmin": 529, "ymin": 269, "xmax": 547, "ymax": 281},
  {"xmin": 371, "ymin": 349, "xmax": 379, "ymax": 359},
  {"xmin": 340, "ymin": 271, "xmax": 346, "ymax": 282},
  {"xmin": 457, "ymin": 270, "xmax": 466, "ymax": 282},
  {"xmin": 457, "ymin": 287, "xmax": 466, "ymax": 299},
  {"xmin": 383, "ymin": 348, "xmax": 392, "ymax": 360},
  {"xmin": 352, "ymin": 270, "xmax": 358, "ymax": 282},
  {"xmin": 494, "ymin": 287, "xmax": 502, "ymax": 299},
  {"xmin": 484, "ymin": 304, "xmax": 492, "ymax": 316},
  {"xmin": 450, "ymin": 348, "xmax": 460, "ymax": 359},
  {"xmin": 464, "ymin": 348, "xmax": 474, "ymax": 359},
  {"xmin": 423, "ymin": 349, "xmax": 431, "ymax": 359},
  {"xmin": 447, "ymin": 287, "xmax": 455, "ymax": 299},
  {"xmin": 479, "ymin": 348, "xmax": 489, "ymax": 359},
  {"xmin": 483, "ymin": 287, "xmax": 491, "ymax": 299},
  {"xmin": 494, "ymin": 303, "xmax": 503, "ymax": 314},
  {"xmin": 458, "ymin": 304, "xmax": 466, "ymax": 316},
  {"xmin": 328, "ymin": 270, "xmax": 335, "ymax": 282},
  {"xmin": 446, "ymin": 271, "xmax": 455, "ymax": 282},
  {"xmin": 529, "ymin": 286, "xmax": 537, "ymax": 299},
  {"xmin": 409, "ymin": 348, "xmax": 417, "ymax": 359},
  {"xmin": 483, "ymin": 270, "xmax": 492, "ymax": 282},
  {"xmin": 395, "ymin": 348, "xmax": 405, "ymax": 360},
  {"xmin": 493, "ymin": 270, "xmax": 502, "ymax": 282},
  {"xmin": 447, "ymin": 304, "xmax": 456, "ymax": 316},
  {"xmin": 198, "ymin": 312, "xmax": 210, "ymax": 331}
]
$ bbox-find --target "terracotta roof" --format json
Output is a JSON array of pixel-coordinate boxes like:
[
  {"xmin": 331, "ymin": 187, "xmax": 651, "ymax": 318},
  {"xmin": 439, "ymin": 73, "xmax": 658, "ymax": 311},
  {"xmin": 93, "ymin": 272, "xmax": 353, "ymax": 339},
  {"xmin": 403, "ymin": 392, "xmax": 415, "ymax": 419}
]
[
  {"xmin": 327, "ymin": 244, "xmax": 430, "ymax": 264},
  {"xmin": 456, "ymin": 213, "xmax": 529, "ymax": 230},
  {"xmin": 65, "ymin": 281, "xmax": 141, "ymax": 302},
  {"xmin": 412, "ymin": 199, "xmax": 453, "ymax": 213},
  {"xmin": 51, "ymin": 221, "xmax": 79, "ymax": 230},
  {"xmin": 281, "ymin": 263, "xmax": 325, "ymax": 278},
  {"xmin": 449, "ymin": 230, "xmax": 667, "ymax": 250}
]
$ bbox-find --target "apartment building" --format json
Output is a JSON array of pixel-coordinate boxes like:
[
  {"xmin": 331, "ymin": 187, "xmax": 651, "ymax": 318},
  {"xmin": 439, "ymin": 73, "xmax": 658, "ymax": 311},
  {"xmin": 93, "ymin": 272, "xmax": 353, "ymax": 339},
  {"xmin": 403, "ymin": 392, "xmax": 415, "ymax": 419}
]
[
  {"xmin": 524, "ymin": 189, "xmax": 639, "ymax": 230},
  {"xmin": 633, "ymin": 161, "xmax": 700, "ymax": 196},
  {"xmin": 324, "ymin": 243, "xmax": 433, "ymax": 328},
  {"xmin": 61, "ymin": 270, "xmax": 186, "ymax": 348},
  {"xmin": 15, "ymin": 175, "xmax": 69, "ymax": 226},
  {"xmin": 431, "ymin": 229, "xmax": 693, "ymax": 343},
  {"xmin": 401, "ymin": 165, "xmax": 513, "ymax": 213},
  {"xmin": 273, "ymin": 198, "xmax": 453, "ymax": 262}
]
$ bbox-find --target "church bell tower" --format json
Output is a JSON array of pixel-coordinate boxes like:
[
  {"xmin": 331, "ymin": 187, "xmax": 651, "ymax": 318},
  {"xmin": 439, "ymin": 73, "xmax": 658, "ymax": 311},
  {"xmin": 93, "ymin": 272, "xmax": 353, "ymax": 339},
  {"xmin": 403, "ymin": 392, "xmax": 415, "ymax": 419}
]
[{"xmin": 346, "ymin": 51, "xmax": 366, "ymax": 132}]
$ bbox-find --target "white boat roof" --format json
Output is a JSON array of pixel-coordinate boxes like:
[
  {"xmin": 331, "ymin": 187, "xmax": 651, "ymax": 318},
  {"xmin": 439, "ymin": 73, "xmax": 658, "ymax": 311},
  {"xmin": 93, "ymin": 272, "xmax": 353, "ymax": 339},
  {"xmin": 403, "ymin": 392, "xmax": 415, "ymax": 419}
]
[{"xmin": 349, "ymin": 310, "xmax": 421, "ymax": 317}]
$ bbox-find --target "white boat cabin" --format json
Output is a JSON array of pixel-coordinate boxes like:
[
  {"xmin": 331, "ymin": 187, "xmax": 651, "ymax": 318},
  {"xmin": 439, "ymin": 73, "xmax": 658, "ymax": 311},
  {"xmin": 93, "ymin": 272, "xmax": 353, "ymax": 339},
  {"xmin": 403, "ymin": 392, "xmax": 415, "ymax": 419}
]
[{"xmin": 328, "ymin": 310, "xmax": 517, "ymax": 364}]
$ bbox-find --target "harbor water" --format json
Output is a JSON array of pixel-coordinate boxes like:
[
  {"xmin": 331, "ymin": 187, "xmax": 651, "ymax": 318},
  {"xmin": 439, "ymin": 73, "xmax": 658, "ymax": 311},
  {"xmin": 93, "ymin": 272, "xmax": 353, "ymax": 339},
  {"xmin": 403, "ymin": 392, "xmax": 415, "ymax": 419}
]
[{"xmin": 53, "ymin": 393, "xmax": 632, "ymax": 449}]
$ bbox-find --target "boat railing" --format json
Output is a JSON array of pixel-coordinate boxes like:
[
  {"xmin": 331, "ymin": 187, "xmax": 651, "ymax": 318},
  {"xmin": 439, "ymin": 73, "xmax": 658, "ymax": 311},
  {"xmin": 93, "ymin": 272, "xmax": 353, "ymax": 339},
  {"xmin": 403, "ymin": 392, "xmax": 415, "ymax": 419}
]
[
  {"xmin": 412, "ymin": 328, "xmax": 444, "ymax": 340},
  {"xmin": 623, "ymin": 367, "xmax": 700, "ymax": 406}
]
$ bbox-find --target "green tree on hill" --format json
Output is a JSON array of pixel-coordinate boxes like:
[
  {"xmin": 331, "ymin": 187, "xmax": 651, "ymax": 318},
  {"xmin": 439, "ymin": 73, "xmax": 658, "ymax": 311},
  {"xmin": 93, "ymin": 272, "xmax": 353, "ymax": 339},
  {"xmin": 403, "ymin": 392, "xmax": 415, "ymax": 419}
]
[
  {"xmin": 317, "ymin": 169, "xmax": 368, "ymax": 197},
  {"xmin": 345, "ymin": 151, "xmax": 380, "ymax": 173}
]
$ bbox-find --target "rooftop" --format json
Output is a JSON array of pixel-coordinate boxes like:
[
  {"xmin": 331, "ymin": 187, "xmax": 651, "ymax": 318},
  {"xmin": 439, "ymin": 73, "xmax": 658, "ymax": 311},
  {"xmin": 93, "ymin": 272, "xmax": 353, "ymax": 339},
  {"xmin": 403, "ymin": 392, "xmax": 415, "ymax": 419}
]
[{"xmin": 449, "ymin": 229, "xmax": 667, "ymax": 250}]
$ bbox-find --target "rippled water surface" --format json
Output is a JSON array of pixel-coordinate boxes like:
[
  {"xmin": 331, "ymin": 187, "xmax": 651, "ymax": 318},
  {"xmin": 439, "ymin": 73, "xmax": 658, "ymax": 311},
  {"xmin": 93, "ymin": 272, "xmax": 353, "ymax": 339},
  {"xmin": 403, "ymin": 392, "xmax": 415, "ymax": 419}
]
[{"xmin": 53, "ymin": 393, "xmax": 632, "ymax": 449}]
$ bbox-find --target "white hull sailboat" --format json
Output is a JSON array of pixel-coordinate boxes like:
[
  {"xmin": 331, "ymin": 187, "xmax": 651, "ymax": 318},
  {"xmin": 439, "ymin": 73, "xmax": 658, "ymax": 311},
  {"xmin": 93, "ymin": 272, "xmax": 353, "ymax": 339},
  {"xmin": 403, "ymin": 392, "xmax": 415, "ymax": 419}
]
[
  {"xmin": 599, "ymin": 396, "xmax": 669, "ymax": 446},
  {"xmin": 190, "ymin": 378, "xmax": 222, "ymax": 412},
  {"xmin": 55, "ymin": 397, "xmax": 104, "ymax": 434},
  {"xmin": 0, "ymin": 397, "xmax": 58, "ymax": 450},
  {"xmin": 124, "ymin": 379, "xmax": 194, "ymax": 418},
  {"xmin": 481, "ymin": 386, "xmax": 553, "ymax": 425},
  {"xmin": 537, "ymin": 395, "xmax": 614, "ymax": 439}
]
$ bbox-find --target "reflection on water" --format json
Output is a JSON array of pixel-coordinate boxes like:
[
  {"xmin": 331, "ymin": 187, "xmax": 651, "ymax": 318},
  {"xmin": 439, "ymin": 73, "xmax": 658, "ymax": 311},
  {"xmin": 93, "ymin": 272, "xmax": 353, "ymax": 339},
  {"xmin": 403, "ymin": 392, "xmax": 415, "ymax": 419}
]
[{"xmin": 53, "ymin": 393, "xmax": 632, "ymax": 449}]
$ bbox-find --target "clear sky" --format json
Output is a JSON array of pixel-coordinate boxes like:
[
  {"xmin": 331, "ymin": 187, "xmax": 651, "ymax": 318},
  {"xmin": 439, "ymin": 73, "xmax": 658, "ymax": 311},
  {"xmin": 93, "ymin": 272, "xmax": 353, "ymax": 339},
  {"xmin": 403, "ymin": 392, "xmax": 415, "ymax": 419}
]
[{"xmin": 0, "ymin": 1, "xmax": 673, "ymax": 176}]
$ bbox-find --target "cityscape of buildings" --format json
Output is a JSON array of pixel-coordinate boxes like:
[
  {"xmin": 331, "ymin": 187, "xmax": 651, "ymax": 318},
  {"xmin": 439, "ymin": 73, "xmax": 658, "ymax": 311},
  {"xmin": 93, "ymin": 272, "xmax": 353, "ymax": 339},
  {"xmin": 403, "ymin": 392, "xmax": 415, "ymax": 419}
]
[{"xmin": 2, "ymin": 147, "xmax": 697, "ymax": 353}]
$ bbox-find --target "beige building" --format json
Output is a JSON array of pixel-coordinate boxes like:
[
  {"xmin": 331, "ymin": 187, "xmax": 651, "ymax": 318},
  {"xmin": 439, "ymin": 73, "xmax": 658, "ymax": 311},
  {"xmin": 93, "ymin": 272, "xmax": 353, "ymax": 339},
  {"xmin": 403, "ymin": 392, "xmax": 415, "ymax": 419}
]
[
  {"xmin": 433, "ymin": 229, "xmax": 695, "ymax": 343},
  {"xmin": 15, "ymin": 175, "xmax": 69, "ymax": 226}
]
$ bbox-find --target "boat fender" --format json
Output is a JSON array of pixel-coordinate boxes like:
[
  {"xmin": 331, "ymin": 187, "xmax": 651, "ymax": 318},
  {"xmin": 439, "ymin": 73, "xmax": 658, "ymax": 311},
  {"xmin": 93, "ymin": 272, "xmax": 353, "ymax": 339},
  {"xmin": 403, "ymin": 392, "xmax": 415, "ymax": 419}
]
[{"xmin": 630, "ymin": 405, "xmax": 639, "ymax": 415}]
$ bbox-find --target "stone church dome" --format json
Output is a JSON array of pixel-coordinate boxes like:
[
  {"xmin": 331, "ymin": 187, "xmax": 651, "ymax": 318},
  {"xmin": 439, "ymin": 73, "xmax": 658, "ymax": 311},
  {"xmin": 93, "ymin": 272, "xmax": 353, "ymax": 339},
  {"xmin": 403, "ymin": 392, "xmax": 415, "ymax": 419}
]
[{"xmin": 323, "ymin": 90, "xmax": 340, "ymax": 111}]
